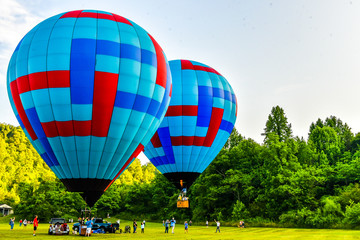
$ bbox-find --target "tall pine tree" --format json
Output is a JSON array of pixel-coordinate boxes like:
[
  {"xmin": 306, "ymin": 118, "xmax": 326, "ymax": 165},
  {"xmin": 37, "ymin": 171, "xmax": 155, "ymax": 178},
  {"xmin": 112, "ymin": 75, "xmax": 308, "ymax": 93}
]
[{"xmin": 262, "ymin": 105, "xmax": 293, "ymax": 143}]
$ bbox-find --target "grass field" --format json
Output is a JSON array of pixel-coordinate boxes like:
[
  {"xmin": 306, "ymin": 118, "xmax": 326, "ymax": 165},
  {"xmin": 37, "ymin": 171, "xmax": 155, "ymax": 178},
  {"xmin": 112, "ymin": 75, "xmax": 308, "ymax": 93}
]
[{"xmin": 1, "ymin": 219, "xmax": 360, "ymax": 240}]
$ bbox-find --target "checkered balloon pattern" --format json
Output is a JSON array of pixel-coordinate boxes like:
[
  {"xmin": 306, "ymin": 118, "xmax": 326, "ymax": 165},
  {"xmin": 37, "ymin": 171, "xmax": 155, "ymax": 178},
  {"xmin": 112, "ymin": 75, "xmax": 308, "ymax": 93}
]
[
  {"xmin": 144, "ymin": 59, "xmax": 237, "ymax": 176},
  {"xmin": 7, "ymin": 10, "xmax": 172, "ymax": 192}
]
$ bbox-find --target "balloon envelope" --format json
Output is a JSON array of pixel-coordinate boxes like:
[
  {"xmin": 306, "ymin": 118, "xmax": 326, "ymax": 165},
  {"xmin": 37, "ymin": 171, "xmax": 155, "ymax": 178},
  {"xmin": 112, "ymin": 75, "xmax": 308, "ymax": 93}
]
[
  {"xmin": 144, "ymin": 59, "xmax": 237, "ymax": 189},
  {"xmin": 7, "ymin": 10, "xmax": 172, "ymax": 206}
]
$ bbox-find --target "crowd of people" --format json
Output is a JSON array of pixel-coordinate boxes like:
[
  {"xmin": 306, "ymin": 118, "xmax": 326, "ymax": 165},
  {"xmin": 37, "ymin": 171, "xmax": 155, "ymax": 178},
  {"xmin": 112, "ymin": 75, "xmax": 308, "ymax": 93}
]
[
  {"xmin": 10, "ymin": 218, "xmax": 29, "ymax": 229},
  {"xmin": 162, "ymin": 217, "xmax": 177, "ymax": 233},
  {"xmin": 177, "ymin": 188, "xmax": 189, "ymax": 201},
  {"xmin": 7, "ymin": 214, "xmax": 246, "ymax": 236},
  {"xmin": 9, "ymin": 216, "xmax": 38, "ymax": 235},
  {"xmin": 48, "ymin": 222, "xmax": 69, "ymax": 235},
  {"xmin": 162, "ymin": 217, "xmax": 196, "ymax": 233}
]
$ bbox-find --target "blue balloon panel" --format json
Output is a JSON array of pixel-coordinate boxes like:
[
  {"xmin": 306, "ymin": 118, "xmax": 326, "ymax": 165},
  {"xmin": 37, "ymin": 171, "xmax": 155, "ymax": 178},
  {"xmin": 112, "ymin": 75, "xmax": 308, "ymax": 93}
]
[
  {"xmin": 144, "ymin": 59, "xmax": 237, "ymax": 188},
  {"xmin": 7, "ymin": 10, "xmax": 172, "ymax": 206}
]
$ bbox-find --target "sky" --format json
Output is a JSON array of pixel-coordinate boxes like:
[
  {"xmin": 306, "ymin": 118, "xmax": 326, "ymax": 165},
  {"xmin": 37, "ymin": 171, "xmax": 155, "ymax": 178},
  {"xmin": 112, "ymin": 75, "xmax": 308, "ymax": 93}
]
[{"xmin": 1, "ymin": 0, "xmax": 360, "ymax": 163}]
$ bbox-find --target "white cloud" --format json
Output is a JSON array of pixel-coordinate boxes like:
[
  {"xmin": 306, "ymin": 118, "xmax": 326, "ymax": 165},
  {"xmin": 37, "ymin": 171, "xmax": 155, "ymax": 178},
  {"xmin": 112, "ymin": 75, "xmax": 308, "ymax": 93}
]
[{"xmin": 0, "ymin": 0, "xmax": 41, "ymax": 86}]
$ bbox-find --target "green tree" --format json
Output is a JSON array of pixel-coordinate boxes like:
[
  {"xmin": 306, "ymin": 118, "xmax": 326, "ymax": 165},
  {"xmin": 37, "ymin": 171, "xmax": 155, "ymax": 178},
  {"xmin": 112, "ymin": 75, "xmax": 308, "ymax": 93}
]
[
  {"xmin": 232, "ymin": 200, "xmax": 248, "ymax": 220},
  {"xmin": 5, "ymin": 110, "xmax": 360, "ymax": 228},
  {"xmin": 258, "ymin": 133, "xmax": 302, "ymax": 219},
  {"xmin": 350, "ymin": 133, "xmax": 360, "ymax": 153},
  {"xmin": 344, "ymin": 200, "xmax": 360, "ymax": 226},
  {"xmin": 262, "ymin": 106, "xmax": 293, "ymax": 143},
  {"xmin": 309, "ymin": 116, "xmax": 353, "ymax": 152},
  {"xmin": 224, "ymin": 128, "xmax": 243, "ymax": 149},
  {"xmin": 309, "ymin": 126, "xmax": 341, "ymax": 165}
]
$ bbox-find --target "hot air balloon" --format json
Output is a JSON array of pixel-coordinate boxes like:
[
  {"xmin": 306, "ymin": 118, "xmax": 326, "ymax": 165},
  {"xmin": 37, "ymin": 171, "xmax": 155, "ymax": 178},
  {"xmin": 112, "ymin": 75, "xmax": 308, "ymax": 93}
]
[
  {"xmin": 7, "ymin": 10, "xmax": 172, "ymax": 207},
  {"xmin": 144, "ymin": 59, "xmax": 237, "ymax": 198}
]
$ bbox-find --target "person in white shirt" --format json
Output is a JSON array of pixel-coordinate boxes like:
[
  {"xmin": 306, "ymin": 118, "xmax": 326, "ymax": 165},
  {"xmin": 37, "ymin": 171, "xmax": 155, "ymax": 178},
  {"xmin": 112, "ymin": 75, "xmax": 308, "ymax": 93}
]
[
  {"xmin": 141, "ymin": 222, "xmax": 145, "ymax": 233},
  {"xmin": 214, "ymin": 219, "xmax": 220, "ymax": 233}
]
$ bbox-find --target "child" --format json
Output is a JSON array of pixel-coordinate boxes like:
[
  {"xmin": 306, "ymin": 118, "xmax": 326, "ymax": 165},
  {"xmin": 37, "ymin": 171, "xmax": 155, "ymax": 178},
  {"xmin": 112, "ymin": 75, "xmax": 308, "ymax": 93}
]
[
  {"xmin": 141, "ymin": 222, "xmax": 144, "ymax": 233},
  {"xmin": 165, "ymin": 219, "xmax": 169, "ymax": 233},
  {"xmin": 184, "ymin": 221, "xmax": 188, "ymax": 233}
]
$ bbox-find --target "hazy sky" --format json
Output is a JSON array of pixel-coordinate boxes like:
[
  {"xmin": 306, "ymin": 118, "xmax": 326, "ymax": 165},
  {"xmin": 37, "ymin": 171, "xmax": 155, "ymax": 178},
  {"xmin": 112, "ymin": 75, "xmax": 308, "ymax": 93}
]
[{"xmin": 1, "ymin": 0, "xmax": 360, "ymax": 159}]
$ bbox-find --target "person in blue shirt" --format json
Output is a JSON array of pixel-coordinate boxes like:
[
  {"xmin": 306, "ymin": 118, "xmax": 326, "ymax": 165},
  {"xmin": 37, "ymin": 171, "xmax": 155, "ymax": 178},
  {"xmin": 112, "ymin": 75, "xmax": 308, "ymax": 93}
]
[
  {"xmin": 182, "ymin": 188, "xmax": 187, "ymax": 195},
  {"xmin": 184, "ymin": 221, "xmax": 188, "ymax": 233},
  {"xmin": 9, "ymin": 217, "xmax": 15, "ymax": 230},
  {"xmin": 170, "ymin": 217, "xmax": 176, "ymax": 234},
  {"xmin": 85, "ymin": 217, "xmax": 93, "ymax": 236},
  {"xmin": 164, "ymin": 219, "xmax": 169, "ymax": 233}
]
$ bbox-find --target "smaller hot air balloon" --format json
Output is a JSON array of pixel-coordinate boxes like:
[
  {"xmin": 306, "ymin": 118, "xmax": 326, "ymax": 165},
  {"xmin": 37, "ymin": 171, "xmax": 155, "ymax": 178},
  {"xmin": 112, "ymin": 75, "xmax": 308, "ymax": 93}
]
[
  {"xmin": 7, "ymin": 10, "xmax": 172, "ymax": 207},
  {"xmin": 144, "ymin": 59, "xmax": 237, "ymax": 207}
]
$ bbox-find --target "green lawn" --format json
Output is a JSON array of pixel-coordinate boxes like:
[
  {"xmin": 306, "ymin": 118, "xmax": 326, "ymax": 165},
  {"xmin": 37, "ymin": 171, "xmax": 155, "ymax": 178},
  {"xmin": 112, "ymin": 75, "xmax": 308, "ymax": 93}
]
[{"xmin": 1, "ymin": 220, "xmax": 360, "ymax": 239}]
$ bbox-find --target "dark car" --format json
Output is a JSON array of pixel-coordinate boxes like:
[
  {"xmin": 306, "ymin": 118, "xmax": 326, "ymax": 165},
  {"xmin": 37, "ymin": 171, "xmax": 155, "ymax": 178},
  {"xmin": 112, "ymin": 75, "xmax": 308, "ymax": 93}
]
[
  {"xmin": 48, "ymin": 218, "xmax": 70, "ymax": 235},
  {"xmin": 73, "ymin": 218, "xmax": 119, "ymax": 233}
]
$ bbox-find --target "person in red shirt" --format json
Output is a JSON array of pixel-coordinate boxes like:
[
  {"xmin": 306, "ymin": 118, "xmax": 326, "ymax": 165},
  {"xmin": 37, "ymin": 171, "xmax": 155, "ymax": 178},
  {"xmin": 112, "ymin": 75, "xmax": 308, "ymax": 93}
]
[{"xmin": 33, "ymin": 215, "xmax": 38, "ymax": 236}]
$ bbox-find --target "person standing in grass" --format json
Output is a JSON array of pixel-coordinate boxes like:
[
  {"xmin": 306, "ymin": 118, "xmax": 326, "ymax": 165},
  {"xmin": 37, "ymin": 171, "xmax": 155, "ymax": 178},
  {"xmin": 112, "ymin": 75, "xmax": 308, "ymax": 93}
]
[
  {"xmin": 170, "ymin": 217, "xmax": 176, "ymax": 234},
  {"xmin": 214, "ymin": 219, "xmax": 220, "ymax": 233},
  {"xmin": 33, "ymin": 215, "xmax": 38, "ymax": 236},
  {"xmin": 9, "ymin": 217, "xmax": 15, "ymax": 230},
  {"xmin": 165, "ymin": 219, "xmax": 169, "ymax": 233},
  {"xmin": 184, "ymin": 221, "xmax": 188, "ymax": 233},
  {"xmin": 19, "ymin": 219, "xmax": 23, "ymax": 227},
  {"xmin": 133, "ymin": 219, "xmax": 137, "ymax": 233},
  {"xmin": 141, "ymin": 222, "xmax": 145, "ymax": 233},
  {"xmin": 206, "ymin": 220, "xmax": 208, "ymax": 228},
  {"xmin": 85, "ymin": 217, "xmax": 93, "ymax": 236},
  {"xmin": 23, "ymin": 219, "xmax": 28, "ymax": 227}
]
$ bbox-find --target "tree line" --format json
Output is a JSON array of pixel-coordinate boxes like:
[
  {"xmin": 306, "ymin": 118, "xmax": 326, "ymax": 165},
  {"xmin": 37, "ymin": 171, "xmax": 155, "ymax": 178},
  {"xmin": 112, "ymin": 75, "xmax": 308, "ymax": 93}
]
[{"xmin": 1, "ymin": 106, "xmax": 360, "ymax": 228}]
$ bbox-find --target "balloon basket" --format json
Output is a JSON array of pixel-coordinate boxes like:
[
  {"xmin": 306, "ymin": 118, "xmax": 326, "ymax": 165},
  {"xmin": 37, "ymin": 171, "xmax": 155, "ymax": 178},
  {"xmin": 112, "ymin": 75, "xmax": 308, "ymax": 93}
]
[{"xmin": 177, "ymin": 200, "xmax": 189, "ymax": 208}]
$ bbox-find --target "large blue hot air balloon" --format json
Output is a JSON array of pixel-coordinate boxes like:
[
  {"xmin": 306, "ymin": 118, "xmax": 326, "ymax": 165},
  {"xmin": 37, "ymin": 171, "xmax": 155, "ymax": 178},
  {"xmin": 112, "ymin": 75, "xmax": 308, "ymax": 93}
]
[
  {"xmin": 7, "ymin": 10, "xmax": 172, "ymax": 206},
  {"xmin": 144, "ymin": 59, "xmax": 237, "ymax": 189}
]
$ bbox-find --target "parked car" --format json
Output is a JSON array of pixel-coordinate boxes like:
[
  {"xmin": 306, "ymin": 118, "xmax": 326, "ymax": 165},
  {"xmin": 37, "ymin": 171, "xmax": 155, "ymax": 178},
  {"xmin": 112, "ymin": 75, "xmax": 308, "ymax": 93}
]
[
  {"xmin": 48, "ymin": 218, "xmax": 70, "ymax": 235},
  {"xmin": 73, "ymin": 218, "xmax": 119, "ymax": 233}
]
